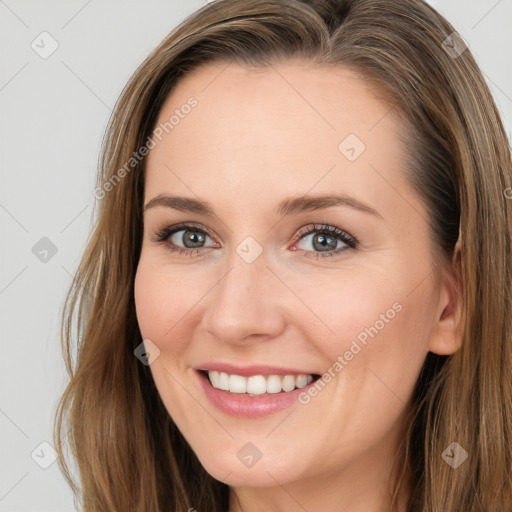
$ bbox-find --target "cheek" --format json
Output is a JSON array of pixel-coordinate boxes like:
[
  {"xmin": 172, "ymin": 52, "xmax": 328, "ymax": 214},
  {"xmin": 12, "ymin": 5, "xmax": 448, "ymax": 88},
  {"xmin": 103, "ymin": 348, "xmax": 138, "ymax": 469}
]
[
  {"xmin": 133, "ymin": 258, "xmax": 203, "ymax": 419},
  {"xmin": 290, "ymin": 275, "xmax": 435, "ymax": 463},
  {"xmin": 134, "ymin": 257, "xmax": 199, "ymax": 353},
  {"xmin": 299, "ymin": 268, "xmax": 436, "ymax": 401},
  {"xmin": 287, "ymin": 269, "xmax": 406, "ymax": 353}
]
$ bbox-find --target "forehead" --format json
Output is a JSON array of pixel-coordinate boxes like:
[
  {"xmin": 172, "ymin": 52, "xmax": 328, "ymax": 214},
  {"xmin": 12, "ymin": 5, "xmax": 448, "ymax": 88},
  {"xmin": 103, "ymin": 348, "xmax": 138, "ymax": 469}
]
[{"xmin": 143, "ymin": 60, "xmax": 411, "ymax": 215}]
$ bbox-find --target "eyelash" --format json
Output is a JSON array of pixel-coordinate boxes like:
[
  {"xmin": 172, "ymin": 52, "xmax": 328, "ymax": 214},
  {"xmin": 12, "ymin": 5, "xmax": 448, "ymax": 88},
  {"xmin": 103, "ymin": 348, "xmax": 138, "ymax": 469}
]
[{"xmin": 151, "ymin": 222, "xmax": 358, "ymax": 260}]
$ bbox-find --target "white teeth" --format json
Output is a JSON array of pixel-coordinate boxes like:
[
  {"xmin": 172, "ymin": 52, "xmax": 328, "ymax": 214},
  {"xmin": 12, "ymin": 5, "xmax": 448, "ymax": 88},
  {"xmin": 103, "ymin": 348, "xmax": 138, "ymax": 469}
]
[
  {"xmin": 281, "ymin": 375, "xmax": 296, "ymax": 392},
  {"xmin": 209, "ymin": 370, "xmax": 220, "ymax": 388},
  {"xmin": 218, "ymin": 371, "xmax": 229, "ymax": 391},
  {"xmin": 266, "ymin": 375, "xmax": 282, "ymax": 394},
  {"xmin": 296, "ymin": 374, "xmax": 310, "ymax": 388},
  {"xmin": 206, "ymin": 371, "xmax": 315, "ymax": 394},
  {"xmin": 229, "ymin": 374, "xmax": 247, "ymax": 393},
  {"xmin": 246, "ymin": 375, "xmax": 267, "ymax": 395}
]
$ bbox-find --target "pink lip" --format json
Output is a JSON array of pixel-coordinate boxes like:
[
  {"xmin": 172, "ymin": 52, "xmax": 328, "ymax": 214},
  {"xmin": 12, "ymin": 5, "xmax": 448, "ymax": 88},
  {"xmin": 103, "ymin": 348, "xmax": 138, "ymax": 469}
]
[
  {"xmin": 195, "ymin": 369, "xmax": 320, "ymax": 418},
  {"xmin": 194, "ymin": 362, "xmax": 317, "ymax": 377}
]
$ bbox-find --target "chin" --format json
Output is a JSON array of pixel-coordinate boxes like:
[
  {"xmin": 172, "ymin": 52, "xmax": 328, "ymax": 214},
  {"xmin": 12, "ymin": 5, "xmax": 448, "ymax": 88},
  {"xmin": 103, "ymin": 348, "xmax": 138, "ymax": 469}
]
[
  {"xmin": 195, "ymin": 442, "xmax": 304, "ymax": 488},
  {"xmin": 204, "ymin": 463, "xmax": 284, "ymax": 488}
]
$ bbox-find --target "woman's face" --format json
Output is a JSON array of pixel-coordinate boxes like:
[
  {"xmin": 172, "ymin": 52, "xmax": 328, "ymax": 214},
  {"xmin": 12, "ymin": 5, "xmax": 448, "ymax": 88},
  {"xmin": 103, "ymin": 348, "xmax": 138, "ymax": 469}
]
[{"xmin": 134, "ymin": 61, "xmax": 458, "ymax": 495}]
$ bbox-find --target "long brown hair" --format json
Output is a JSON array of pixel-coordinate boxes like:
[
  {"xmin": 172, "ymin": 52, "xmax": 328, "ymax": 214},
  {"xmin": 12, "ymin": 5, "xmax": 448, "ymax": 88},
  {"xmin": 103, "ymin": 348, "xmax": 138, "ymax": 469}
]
[{"xmin": 54, "ymin": 0, "xmax": 512, "ymax": 510}]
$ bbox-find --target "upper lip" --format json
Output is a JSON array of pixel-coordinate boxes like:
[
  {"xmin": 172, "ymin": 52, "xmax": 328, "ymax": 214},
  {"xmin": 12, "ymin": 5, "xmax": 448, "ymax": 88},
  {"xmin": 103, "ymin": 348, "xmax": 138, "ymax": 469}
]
[{"xmin": 194, "ymin": 362, "xmax": 320, "ymax": 377}]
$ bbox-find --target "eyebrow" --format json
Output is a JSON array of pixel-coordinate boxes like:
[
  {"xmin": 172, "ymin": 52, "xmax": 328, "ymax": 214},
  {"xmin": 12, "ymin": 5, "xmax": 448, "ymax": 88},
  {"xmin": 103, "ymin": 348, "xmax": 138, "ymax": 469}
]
[{"xmin": 143, "ymin": 193, "xmax": 382, "ymax": 219}]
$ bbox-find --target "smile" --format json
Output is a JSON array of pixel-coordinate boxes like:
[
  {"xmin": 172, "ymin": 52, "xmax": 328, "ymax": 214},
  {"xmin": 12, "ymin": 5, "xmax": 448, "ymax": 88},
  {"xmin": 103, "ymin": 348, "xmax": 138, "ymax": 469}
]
[
  {"xmin": 205, "ymin": 370, "xmax": 315, "ymax": 395},
  {"xmin": 195, "ymin": 366, "xmax": 321, "ymax": 418}
]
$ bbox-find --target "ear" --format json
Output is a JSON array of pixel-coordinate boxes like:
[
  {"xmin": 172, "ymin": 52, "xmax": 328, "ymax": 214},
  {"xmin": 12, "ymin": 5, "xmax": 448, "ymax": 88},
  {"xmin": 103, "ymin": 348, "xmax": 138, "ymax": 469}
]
[{"xmin": 427, "ymin": 242, "xmax": 464, "ymax": 355}]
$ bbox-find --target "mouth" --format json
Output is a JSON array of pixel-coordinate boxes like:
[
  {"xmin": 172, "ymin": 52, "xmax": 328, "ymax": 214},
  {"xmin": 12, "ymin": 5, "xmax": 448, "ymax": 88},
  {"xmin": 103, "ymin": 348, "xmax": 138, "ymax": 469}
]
[
  {"xmin": 194, "ymin": 362, "xmax": 323, "ymax": 417},
  {"xmin": 199, "ymin": 369, "xmax": 321, "ymax": 396}
]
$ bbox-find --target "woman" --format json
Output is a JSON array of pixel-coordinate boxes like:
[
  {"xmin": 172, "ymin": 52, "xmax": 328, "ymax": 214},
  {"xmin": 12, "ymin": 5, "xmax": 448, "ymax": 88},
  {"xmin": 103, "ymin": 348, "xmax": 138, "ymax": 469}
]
[{"xmin": 54, "ymin": 0, "xmax": 512, "ymax": 511}]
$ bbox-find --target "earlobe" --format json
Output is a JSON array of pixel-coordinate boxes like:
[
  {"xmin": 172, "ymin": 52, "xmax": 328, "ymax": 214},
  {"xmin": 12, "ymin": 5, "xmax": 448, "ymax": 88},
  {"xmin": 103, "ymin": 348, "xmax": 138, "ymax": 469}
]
[{"xmin": 427, "ymin": 244, "xmax": 464, "ymax": 356}]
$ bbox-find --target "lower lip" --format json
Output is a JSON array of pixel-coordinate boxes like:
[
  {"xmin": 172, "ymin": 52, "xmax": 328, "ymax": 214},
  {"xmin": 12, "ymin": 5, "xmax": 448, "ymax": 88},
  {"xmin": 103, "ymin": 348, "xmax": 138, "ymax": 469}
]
[{"xmin": 196, "ymin": 370, "xmax": 317, "ymax": 418}]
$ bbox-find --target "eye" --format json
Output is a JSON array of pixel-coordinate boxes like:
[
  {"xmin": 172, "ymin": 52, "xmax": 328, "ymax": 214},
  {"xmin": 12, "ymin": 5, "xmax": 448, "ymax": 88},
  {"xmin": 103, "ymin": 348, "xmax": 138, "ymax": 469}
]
[
  {"xmin": 151, "ymin": 221, "xmax": 358, "ymax": 259},
  {"xmin": 151, "ymin": 222, "xmax": 218, "ymax": 256},
  {"xmin": 291, "ymin": 223, "xmax": 358, "ymax": 259}
]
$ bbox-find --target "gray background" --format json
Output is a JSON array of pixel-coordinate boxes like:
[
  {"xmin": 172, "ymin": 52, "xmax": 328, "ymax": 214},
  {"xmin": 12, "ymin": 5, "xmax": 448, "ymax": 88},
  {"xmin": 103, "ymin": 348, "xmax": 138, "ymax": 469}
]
[{"xmin": 1, "ymin": 1, "xmax": 511, "ymax": 510}]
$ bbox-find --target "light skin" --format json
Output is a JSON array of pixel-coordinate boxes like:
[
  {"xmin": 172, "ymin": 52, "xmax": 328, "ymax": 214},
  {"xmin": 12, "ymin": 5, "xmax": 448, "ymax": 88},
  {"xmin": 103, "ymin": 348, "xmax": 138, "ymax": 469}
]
[{"xmin": 134, "ymin": 60, "xmax": 462, "ymax": 512}]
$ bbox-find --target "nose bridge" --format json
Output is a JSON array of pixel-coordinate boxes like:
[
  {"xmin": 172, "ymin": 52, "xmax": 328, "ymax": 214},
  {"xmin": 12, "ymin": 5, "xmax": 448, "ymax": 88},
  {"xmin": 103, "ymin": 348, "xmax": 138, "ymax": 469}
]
[{"xmin": 201, "ymin": 246, "xmax": 284, "ymax": 344}]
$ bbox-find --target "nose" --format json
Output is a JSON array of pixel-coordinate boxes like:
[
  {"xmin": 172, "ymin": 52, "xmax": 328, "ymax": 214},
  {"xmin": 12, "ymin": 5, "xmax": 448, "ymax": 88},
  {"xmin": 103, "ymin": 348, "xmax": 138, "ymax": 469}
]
[{"xmin": 199, "ymin": 251, "xmax": 286, "ymax": 346}]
